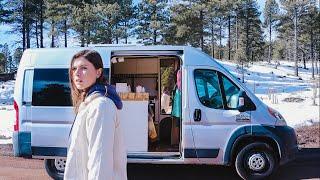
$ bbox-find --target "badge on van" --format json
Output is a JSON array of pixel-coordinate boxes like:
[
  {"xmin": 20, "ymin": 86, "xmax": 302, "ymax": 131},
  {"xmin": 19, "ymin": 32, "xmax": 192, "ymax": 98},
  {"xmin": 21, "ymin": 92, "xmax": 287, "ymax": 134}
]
[{"xmin": 236, "ymin": 113, "xmax": 250, "ymax": 122}]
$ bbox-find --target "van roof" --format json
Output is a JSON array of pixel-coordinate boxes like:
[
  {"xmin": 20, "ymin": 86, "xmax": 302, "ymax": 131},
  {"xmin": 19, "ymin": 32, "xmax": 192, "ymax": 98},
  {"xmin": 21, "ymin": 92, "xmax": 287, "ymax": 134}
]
[{"xmin": 21, "ymin": 45, "xmax": 219, "ymax": 68}]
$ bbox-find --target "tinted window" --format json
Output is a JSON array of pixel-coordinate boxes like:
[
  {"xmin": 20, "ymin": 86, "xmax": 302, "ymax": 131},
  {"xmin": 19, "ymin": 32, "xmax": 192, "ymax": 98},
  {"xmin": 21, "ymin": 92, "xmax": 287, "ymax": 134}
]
[
  {"xmin": 32, "ymin": 68, "xmax": 109, "ymax": 106},
  {"xmin": 194, "ymin": 70, "xmax": 223, "ymax": 109},
  {"xmin": 221, "ymin": 75, "xmax": 240, "ymax": 109}
]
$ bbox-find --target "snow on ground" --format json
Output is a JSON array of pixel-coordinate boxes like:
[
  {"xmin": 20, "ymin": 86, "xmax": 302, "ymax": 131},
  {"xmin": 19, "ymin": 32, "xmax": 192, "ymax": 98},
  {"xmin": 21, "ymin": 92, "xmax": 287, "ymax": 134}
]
[
  {"xmin": 218, "ymin": 60, "xmax": 320, "ymax": 127},
  {"xmin": 0, "ymin": 80, "xmax": 14, "ymax": 105},
  {"xmin": 0, "ymin": 60, "xmax": 319, "ymax": 143},
  {"xmin": 0, "ymin": 105, "xmax": 14, "ymax": 144}
]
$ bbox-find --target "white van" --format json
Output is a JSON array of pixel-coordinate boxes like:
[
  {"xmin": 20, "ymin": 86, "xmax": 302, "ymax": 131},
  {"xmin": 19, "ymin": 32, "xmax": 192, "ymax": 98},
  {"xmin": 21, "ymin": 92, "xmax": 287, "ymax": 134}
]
[{"xmin": 13, "ymin": 45, "xmax": 298, "ymax": 179}]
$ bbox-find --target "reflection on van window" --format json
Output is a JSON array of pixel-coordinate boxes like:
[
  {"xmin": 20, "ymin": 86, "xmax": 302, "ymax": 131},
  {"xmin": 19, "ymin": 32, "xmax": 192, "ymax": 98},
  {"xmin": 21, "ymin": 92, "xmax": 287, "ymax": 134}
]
[
  {"xmin": 194, "ymin": 70, "xmax": 223, "ymax": 109},
  {"xmin": 32, "ymin": 69, "xmax": 71, "ymax": 106},
  {"xmin": 32, "ymin": 68, "xmax": 109, "ymax": 106},
  {"xmin": 221, "ymin": 75, "xmax": 240, "ymax": 109}
]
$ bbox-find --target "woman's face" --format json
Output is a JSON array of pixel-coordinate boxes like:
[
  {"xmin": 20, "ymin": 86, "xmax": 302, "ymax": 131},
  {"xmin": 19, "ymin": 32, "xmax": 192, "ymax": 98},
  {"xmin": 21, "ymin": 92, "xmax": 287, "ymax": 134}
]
[{"xmin": 71, "ymin": 57, "xmax": 102, "ymax": 90}]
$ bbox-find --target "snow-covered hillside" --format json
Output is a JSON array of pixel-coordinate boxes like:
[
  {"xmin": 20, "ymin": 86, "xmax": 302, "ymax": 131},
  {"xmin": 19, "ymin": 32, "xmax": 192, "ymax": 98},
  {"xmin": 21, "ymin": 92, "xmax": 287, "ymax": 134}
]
[
  {"xmin": 217, "ymin": 60, "xmax": 319, "ymax": 127},
  {"xmin": 0, "ymin": 61, "xmax": 319, "ymax": 143}
]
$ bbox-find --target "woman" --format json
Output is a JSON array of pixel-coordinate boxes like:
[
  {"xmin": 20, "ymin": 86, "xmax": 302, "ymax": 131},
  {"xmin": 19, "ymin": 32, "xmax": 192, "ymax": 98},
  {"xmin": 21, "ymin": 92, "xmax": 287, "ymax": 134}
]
[
  {"xmin": 171, "ymin": 69, "xmax": 181, "ymax": 145},
  {"xmin": 64, "ymin": 50, "xmax": 127, "ymax": 180}
]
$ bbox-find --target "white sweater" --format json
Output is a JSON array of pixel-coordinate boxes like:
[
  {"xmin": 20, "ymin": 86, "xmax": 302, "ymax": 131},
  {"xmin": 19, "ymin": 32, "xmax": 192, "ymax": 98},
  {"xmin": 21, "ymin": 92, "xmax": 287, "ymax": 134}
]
[{"xmin": 64, "ymin": 94, "xmax": 127, "ymax": 180}]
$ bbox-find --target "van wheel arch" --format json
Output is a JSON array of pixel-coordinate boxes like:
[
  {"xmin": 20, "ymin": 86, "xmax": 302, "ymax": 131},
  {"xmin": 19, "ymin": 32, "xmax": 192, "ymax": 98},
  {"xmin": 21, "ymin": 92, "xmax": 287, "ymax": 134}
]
[{"xmin": 230, "ymin": 136, "xmax": 280, "ymax": 165}]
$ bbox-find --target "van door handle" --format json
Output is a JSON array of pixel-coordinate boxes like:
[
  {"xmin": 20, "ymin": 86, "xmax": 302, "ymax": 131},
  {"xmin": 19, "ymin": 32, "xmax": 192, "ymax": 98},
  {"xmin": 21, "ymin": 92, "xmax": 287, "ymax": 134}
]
[
  {"xmin": 22, "ymin": 101, "xmax": 31, "ymax": 106},
  {"xmin": 193, "ymin": 109, "xmax": 201, "ymax": 122}
]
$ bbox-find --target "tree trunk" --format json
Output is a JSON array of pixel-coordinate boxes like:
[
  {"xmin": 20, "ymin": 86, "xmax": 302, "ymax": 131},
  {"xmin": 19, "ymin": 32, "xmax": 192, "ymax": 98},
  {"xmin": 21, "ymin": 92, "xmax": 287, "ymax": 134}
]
[
  {"xmin": 51, "ymin": 20, "xmax": 55, "ymax": 48},
  {"xmin": 36, "ymin": 21, "xmax": 39, "ymax": 48},
  {"xmin": 211, "ymin": 25, "xmax": 215, "ymax": 58},
  {"xmin": 246, "ymin": 6, "xmax": 249, "ymax": 62},
  {"xmin": 200, "ymin": 10, "xmax": 204, "ymax": 50},
  {"xmin": 64, "ymin": 20, "xmax": 67, "ymax": 47},
  {"xmin": 80, "ymin": 20, "xmax": 85, "ymax": 47},
  {"xmin": 125, "ymin": 21, "xmax": 128, "ymax": 44},
  {"xmin": 87, "ymin": 29, "xmax": 90, "ymax": 46},
  {"xmin": 268, "ymin": 13, "xmax": 272, "ymax": 64},
  {"xmin": 22, "ymin": 0, "xmax": 26, "ymax": 50},
  {"xmin": 311, "ymin": 30, "xmax": 314, "ymax": 79},
  {"xmin": 228, "ymin": 15, "xmax": 231, "ymax": 61},
  {"xmin": 25, "ymin": 1, "xmax": 30, "ymax": 49},
  {"xmin": 26, "ymin": 19, "xmax": 30, "ymax": 49},
  {"xmin": 315, "ymin": 51, "xmax": 319, "ymax": 74},
  {"xmin": 236, "ymin": 14, "xmax": 238, "ymax": 50},
  {"xmin": 40, "ymin": 0, "xmax": 44, "ymax": 48},
  {"xmin": 153, "ymin": 29, "xmax": 156, "ymax": 45},
  {"xmin": 303, "ymin": 52, "xmax": 306, "ymax": 69},
  {"xmin": 294, "ymin": 6, "xmax": 298, "ymax": 76},
  {"xmin": 219, "ymin": 17, "xmax": 222, "ymax": 60}
]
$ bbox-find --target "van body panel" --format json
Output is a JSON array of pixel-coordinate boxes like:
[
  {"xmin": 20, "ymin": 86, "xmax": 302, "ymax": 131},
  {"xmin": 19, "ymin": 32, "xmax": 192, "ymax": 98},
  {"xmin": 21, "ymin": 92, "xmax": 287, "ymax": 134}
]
[{"xmin": 31, "ymin": 107, "xmax": 73, "ymax": 147}]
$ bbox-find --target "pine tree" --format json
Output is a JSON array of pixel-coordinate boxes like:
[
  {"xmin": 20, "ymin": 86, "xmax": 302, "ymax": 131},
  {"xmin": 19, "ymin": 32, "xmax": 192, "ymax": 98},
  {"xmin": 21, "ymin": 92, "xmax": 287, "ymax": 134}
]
[
  {"xmin": 206, "ymin": 0, "xmax": 221, "ymax": 58},
  {"xmin": 237, "ymin": 0, "xmax": 264, "ymax": 63},
  {"xmin": 0, "ymin": 44, "xmax": 10, "ymax": 73},
  {"xmin": 93, "ymin": 2, "xmax": 121, "ymax": 44},
  {"xmin": 0, "ymin": 52, "xmax": 5, "ymax": 73},
  {"xmin": 167, "ymin": 2, "xmax": 206, "ymax": 48},
  {"xmin": 278, "ymin": 0, "xmax": 310, "ymax": 76},
  {"xmin": 45, "ymin": 0, "xmax": 71, "ymax": 47},
  {"xmin": 115, "ymin": 0, "xmax": 134, "ymax": 44},
  {"xmin": 263, "ymin": 0, "xmax": 279, "ymax": 63},
  {"xmin": 69, "ymin": 1, "xmax": 97, "ymax": 46},
  {"xmin": 0, "ymin": 0, "xmax": 12, "ymax": 23},
  {"xmin": 6, "ymin": 0, "xmax": 25, "ymax": 49},
  {"xmin": 13, "ymin": 48, "xmax": 23, "ymax": 70},
  {"xmin": 135, "ymin": 0, "xmax": 169, "ymax": 45}
]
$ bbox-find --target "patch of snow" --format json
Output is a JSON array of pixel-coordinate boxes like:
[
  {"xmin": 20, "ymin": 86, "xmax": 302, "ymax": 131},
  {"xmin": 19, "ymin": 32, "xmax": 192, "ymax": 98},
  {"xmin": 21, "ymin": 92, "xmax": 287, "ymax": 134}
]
[
  {"xmin": 0, "ymin": 105, "xmax": 14, "ymax": 142},
  {"xmin": 0, "ymin": 80, "xmax": 15, "ymax": 105}
]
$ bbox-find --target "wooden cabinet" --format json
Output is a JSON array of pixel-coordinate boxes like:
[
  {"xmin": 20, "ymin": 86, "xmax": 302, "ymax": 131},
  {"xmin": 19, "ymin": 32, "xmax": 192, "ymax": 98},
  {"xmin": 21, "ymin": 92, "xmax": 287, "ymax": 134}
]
[
  {"xmin": 113, "ymin": 58, "xmax": 158, "ymax": 74},
  {"xmin": 137, "ymin": 59, "xmax": 158, "ymax": 74}
]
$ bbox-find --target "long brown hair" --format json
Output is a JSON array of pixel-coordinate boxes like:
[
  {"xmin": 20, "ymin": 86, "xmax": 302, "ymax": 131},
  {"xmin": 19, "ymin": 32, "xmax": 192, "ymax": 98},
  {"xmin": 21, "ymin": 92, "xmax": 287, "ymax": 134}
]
[{"xmin": 69, "ymin": 50, "xmax": 106, "ymax": 113}]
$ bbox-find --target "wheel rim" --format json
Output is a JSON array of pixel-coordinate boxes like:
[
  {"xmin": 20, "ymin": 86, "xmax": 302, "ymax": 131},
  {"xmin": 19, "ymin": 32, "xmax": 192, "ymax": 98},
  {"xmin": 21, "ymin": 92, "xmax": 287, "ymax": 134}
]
[
  {"xmin": 247, "ymin": 153, "xmax": 266, "ymax": 171},
  {"xmin": 54, "ymin": 159, "xmax": 66, "ymax": 172}
]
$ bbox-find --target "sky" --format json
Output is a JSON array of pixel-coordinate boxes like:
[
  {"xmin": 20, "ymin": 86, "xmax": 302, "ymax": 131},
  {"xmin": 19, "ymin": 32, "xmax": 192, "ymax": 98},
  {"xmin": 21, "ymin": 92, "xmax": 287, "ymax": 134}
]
[{"xmin": 1, "ymin": 1, "xmax": 267, "ymax": 53}]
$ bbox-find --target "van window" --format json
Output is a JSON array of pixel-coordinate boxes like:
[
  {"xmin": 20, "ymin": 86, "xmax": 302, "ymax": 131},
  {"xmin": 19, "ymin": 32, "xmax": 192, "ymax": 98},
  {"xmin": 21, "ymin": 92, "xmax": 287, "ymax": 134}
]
[
  {"xmin": 23, "ymin": 70, "xmax": 34, "ymax": 104},
  {"xmin": 194, "ymin": 70, "xmax": 223, "ymax": 109},
  {"xmin": 32, "ymin": 68, "xmax": 109, "ymax": 106},
  {"xmin": 32, "ymin": 69, "xmax": 71, "ymax": 106},
  {"xmin": 221, "ymin": 75, "xmax": 240, "ymax": 109}
]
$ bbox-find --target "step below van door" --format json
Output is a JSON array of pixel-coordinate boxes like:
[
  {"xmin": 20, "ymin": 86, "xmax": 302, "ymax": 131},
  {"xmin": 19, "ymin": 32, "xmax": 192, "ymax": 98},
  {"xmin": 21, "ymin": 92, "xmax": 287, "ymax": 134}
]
[{"xmin": 187, "ymin": 66, "xmax": 251, "ymax": 164}]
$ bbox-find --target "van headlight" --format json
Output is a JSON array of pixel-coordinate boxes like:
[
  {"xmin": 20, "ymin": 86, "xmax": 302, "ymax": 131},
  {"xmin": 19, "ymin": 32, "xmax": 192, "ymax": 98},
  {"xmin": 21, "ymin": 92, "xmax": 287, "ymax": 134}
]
[{"xmin": 268, "ymin": 107, "xmax": 287, "ymax": 126}]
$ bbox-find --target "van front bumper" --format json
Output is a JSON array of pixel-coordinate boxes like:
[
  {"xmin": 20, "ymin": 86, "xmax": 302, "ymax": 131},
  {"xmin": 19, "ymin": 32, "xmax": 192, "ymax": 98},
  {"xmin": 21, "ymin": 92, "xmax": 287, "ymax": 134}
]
[{"xmin": 12, "ymin": 131, "xmax": 32, "ymax": 157}]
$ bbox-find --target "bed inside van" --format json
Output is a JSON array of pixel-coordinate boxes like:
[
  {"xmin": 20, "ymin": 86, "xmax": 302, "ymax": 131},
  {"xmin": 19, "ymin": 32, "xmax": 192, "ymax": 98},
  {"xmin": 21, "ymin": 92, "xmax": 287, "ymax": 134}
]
[{"xmin": 110, "ymin": 52, "xmax": 182, "ymax": 158}]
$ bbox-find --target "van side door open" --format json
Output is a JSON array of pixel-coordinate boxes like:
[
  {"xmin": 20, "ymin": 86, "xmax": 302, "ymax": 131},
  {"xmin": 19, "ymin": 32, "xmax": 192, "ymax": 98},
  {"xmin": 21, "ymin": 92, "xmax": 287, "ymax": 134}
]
[{"xmin": 187, "ymin": 66, "xmax": 252, "ymax": 164}]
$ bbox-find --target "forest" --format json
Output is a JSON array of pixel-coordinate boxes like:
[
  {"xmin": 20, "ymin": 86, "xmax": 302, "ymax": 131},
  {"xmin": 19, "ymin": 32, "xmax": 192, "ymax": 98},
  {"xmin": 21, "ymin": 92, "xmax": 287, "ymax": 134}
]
[{"xmin": 0, "ymin": 0, "xmax": 319, "ymax": 78}]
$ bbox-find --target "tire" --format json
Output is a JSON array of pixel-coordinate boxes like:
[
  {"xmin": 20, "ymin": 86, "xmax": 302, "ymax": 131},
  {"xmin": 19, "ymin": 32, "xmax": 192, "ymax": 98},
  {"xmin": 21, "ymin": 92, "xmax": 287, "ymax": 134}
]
[
  {"xmin": 235, "ymin": 142, "xmax": 278, "ymax": 180},
  {"xmin": 44, "ymin": 159, "xmax": 65, "ymax": 180}
]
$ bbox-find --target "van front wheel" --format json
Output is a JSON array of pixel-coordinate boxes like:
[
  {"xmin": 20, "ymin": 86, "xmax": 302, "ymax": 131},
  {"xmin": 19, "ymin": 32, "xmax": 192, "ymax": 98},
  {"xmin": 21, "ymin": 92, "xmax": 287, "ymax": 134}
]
[
  {"xmin": 235, "ymin": 142, "xmax": 278, "ymax": 180},
  {"xmin": 44, "ymin": 159, "xmax": 65, "ymax": 180}
]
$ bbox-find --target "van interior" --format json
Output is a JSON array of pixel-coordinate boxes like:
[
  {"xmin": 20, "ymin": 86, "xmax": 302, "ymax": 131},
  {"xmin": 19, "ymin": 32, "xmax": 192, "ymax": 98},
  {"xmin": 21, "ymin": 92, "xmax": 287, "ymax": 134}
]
[{"xmin": 110, "ymin": 54, "xmax": 181, "ymax": 157}]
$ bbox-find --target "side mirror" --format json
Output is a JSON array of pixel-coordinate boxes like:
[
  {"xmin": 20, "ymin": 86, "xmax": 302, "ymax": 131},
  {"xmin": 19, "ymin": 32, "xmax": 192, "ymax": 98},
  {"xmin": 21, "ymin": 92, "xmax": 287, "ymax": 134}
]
[
  {"xmin": 237, "ymin": 90, "xmax": 256, "ymax": 112},
  {"xmin": 238, "ymin": 91, "xmax": 247, "ymax": 112}
]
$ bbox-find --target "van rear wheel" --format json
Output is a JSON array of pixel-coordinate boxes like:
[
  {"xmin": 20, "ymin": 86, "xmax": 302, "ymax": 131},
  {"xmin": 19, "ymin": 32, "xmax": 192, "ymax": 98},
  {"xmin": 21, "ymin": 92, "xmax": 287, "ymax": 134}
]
[
  {"xmin": 235, "ymin": 142, "xmax": 278, "ymax": 180},
  {"xmin": 44, "ymin": 159, "xmax": 65, "ymax": 180}
]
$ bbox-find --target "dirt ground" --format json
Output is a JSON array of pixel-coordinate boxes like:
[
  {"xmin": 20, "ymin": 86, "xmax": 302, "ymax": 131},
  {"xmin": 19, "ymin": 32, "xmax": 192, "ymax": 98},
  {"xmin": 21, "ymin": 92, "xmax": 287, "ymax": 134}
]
[
  {"xmin": 296, "ymin": 123, "xmax": 320, "ymax": 148},
  {"xmin": 0, "ymin": 124, "xmax": 319, "ymax": 179}
]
